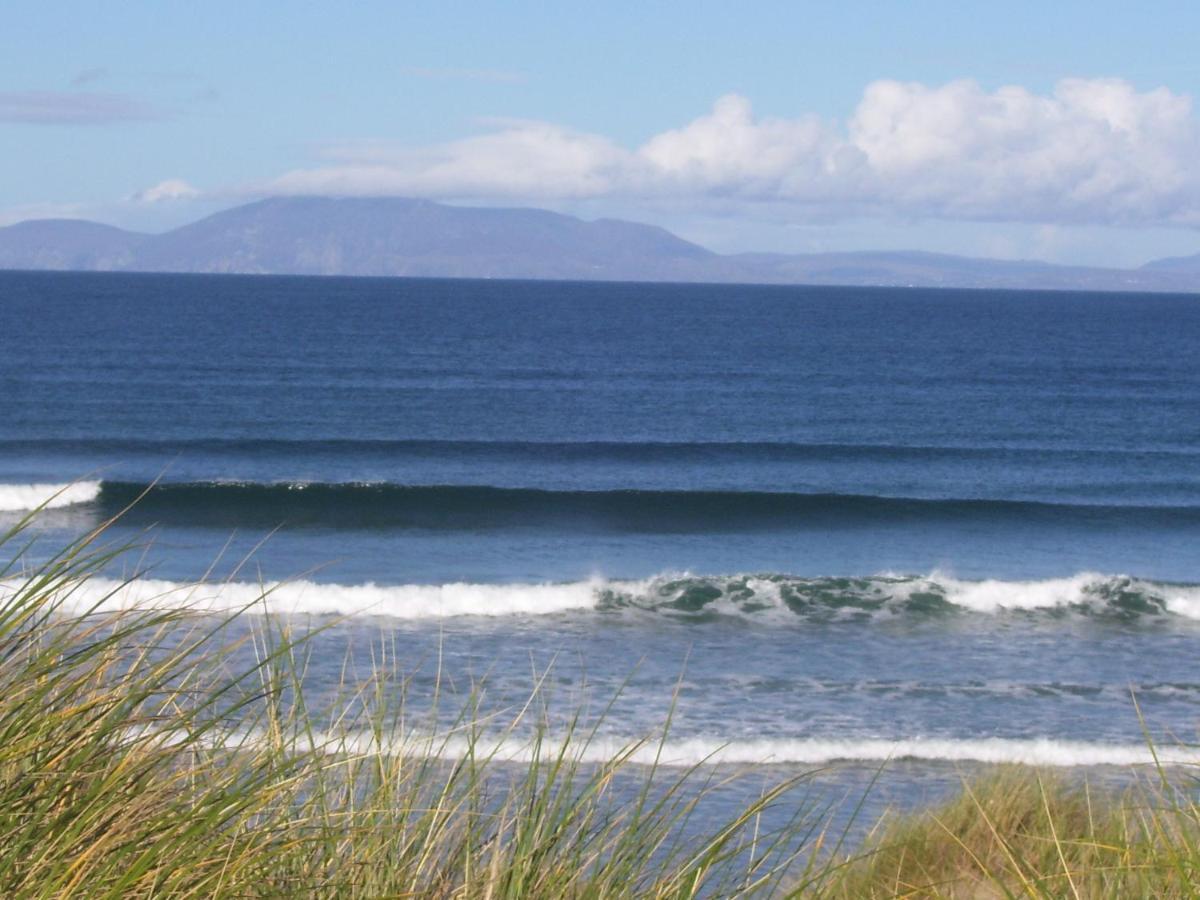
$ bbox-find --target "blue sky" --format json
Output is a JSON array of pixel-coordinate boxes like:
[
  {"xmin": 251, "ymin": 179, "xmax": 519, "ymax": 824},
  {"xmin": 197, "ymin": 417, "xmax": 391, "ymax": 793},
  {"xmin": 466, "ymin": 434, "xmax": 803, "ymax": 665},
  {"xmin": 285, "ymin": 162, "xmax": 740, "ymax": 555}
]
[{"xmin": 4, "ymin": 1, "xmax": 1200, "ymax": 265}]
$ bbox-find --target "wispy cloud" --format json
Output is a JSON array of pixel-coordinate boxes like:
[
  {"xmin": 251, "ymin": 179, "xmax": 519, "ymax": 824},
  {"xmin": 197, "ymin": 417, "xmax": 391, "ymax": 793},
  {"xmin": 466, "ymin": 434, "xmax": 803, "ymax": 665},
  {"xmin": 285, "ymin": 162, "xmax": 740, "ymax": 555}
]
[
  {"xmin": 69, "ymin": 67, "xmax": 110, "ymax": 88},
  {"xmin": 0, "ymin": 202, "xmax": 87, "ymax": 227},
  {"xmin": 0, "ymin": 90, "xmax": 162, "ymax": 125},
  {"xmin": 263, "ymin": 78, "xmax": 1200, "ymax": 228},
  {"xmin": 402, "ymin": 66, "xmax": 526, "ymax": 85},
  {"xmin": 190, "ymin": 86, "xmax": 221, "ymax": 104}
]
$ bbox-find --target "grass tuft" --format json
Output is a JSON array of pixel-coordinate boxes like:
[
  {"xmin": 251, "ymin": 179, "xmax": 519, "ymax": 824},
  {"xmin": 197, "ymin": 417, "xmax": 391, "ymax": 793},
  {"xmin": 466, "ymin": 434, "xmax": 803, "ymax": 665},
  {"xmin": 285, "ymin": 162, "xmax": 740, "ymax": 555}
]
[{"xmin": 834, "ymin": 766, "xmax": 1200, "ymax": 898}]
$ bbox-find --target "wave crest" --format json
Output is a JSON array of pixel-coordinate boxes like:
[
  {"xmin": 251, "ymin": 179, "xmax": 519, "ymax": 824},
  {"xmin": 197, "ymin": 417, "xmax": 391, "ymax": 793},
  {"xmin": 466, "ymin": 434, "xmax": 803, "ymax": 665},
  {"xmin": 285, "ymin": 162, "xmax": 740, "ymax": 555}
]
[
  {"xmin": 0, "ymin": 481, "xmax": 102, "ymax": 512},
  {"xmin": 286, "ymin": 731, "xmax": 1200, "ymax": 768},
  {"xmin": 601, "ymin": 572, "xmax": 1200, "ymax": 622},
  {"xmin": 15, "ymin": 575, "xmax": 600, "ymax": 619},
  {"xmin": 24, "ymin": 479, "xmax": 1200, "ymax": 531},
  {"xmin": 7, "ymin": 571, "xmax": 1200, "ymax": 623}
]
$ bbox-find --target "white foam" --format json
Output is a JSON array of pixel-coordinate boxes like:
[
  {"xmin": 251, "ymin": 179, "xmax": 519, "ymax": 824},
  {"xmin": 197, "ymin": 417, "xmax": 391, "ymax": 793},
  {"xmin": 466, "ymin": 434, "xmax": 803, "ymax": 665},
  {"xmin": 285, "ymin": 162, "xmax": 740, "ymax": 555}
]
[
  {"xmin": 1163, "ymin": 588, "xmax": 1200, "ymax": 619},
  {"xmin": 13, "ymin": 575, "xmax": 602, "ymax": 619},
  {"xmin": 5, "ymin": 570, "xmax": 1200, "ymax": 622},
  {"xmin": 300, "ymin": 732, "xmax": 1200, "ymax": 769},
  {"xmin": 916, "ymin": 571, "xmax": 1200, "ymax": 620},
  {"xmin": 925, "ymin": 572, "xmax": 1105, "ymax": 612},
  {"xmin": 0, "ymin": 481, "xmax": 102, "ymax": 512}
]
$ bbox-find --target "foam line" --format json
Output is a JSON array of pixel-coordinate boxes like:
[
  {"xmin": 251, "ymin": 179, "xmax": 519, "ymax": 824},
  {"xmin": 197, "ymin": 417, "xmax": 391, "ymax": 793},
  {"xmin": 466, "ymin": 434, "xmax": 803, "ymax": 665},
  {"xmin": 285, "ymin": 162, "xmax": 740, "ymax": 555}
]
[
  {"xmin": 5, "ymin": 571, "xmax": 1200, "ymax": 622},
  {"xmin": 19, "ymin": 575, "xmax": 601, "ymax": 619},
  {"xmin": 282, "ymin": 731, "xmax": 1200, "ymax": 768}
]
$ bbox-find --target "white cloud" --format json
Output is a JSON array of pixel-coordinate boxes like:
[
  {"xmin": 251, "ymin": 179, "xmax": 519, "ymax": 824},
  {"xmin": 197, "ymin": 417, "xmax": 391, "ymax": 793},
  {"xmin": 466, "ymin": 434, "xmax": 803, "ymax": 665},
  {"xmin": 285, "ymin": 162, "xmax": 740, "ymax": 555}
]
[
  {"xmin": 261, "ymin": 78, "xmax": 1200, "ymax": 228},
  {"xmin": 848, "ymin": 78, "xmax": 1198, "ymax": 224},
  {"xmin": 274, "ymin": 122, "xmax": 627, "ymax": 199},
  {"xmin": 131, "ymin": 179, "xmax": 201, "ymax": 203},
  {"xmin": 636, "ymin": 94, "xmax": 858, "ymax": 200}
]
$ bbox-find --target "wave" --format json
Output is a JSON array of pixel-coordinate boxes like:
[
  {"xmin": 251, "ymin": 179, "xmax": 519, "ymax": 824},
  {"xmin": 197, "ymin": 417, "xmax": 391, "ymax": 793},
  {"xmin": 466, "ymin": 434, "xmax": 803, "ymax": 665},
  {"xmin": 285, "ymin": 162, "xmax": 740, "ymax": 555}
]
[
  {"xmin": 18, "ymin": 575, "xmax": 601, "ymax": 619},
  {"xmin": 453, "ymin": 739, "xmax": 1200, "ymax": 768},
  {"xmin": 12, "ymin": 571, "xmax": 1200, "ymax": 623},
  {"xmin": 0, "ymin": 481, "xmax": 101, "ymax": 512},
  {"xmin": 243, "ymin": 730, "xmax": 1200, "ymax": 768},
  {"xmin": 15, "ymin": 479, "xmax": 1200, "ymax": 530},
  {"xmin": 605, "ymin": 572, "xmax": 1200, "ymax": 621},
  {"xmin": 693, "ymin": 676, "xmax": 1200, "ymax": 703}
]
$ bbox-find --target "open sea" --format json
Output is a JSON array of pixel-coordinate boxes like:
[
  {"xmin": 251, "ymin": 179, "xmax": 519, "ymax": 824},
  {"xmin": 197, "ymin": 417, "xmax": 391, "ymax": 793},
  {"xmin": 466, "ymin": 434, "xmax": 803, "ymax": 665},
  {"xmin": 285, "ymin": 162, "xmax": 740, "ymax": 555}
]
[{"xmin": 3, "ymin": 270, "xmax": 1200, "ymax": 824}]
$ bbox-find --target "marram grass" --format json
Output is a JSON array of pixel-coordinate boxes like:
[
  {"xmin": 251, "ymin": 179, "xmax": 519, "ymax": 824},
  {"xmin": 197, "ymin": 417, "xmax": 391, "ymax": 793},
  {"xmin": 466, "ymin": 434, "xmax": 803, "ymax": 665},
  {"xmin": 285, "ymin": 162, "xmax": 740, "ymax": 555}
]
[
  {"xmin": 833, "ymin": 764, "xmax": 1200, "ymax": 898},
  {"xmin": 3, "ymin": 503, "xmax": 1200, "ymax": 898},
  {"xmin": 0, "ymin": 508, "xmax": 833, "ymax": 898}
]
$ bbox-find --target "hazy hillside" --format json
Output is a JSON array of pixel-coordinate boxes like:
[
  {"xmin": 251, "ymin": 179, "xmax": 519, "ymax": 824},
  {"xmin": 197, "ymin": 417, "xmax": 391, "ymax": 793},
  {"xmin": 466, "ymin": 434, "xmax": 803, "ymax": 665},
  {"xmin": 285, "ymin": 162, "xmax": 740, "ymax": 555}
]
[
  {"xmin": 1, "ymin": 196, "xmax": 1198, "ymax": 292},
  {"xmin": 718, "ymin": 250, "xmax": 1197, "ymax": 292},
  {"xmin": 129, "ymin": 197, "xmax": 715, "ymax": 279},
  {"xmin": 0, "ymin": 219, "xmax": 144, "ymax": 271},
  {"xmin": 1141, "ymin": 252, "xmax": 1200, "ymax": 273}
]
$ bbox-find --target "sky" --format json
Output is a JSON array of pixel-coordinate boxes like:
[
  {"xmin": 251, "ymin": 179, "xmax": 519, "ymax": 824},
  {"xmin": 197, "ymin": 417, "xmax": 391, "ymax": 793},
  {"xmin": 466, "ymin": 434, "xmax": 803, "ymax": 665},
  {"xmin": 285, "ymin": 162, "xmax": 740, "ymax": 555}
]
[{"xmin": 4, "ymin": 0, "xmax": 1200, "ymax": 266}]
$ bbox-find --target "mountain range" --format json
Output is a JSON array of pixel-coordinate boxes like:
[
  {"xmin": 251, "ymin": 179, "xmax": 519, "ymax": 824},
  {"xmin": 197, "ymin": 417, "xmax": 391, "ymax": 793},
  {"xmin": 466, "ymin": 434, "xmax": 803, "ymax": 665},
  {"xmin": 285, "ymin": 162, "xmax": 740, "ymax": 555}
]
[{"xmin": 2, "ymin": 196, "xmax": 1199, "ymax": 292}]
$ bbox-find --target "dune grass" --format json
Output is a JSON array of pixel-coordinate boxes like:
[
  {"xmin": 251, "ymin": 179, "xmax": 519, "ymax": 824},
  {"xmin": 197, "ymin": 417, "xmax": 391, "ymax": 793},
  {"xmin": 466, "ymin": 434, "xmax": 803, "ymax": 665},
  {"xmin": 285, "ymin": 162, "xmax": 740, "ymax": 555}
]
[
  {"xmin": 0, "ymin": 510, "xmax": 838, "ymax": 897},
  {"xmin": 3, "ymin": 503, "xmax": 1200, "ymax": 897},
  {"xmin": 834, "ymin": 764, "xmax": 1200, "ymax": 898}
]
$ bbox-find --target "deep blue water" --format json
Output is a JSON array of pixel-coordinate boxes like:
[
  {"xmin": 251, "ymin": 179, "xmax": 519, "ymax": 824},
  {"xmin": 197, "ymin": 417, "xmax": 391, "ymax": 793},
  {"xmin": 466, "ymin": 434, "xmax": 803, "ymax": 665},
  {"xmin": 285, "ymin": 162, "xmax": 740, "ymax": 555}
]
[{"xmin": 2, "ymin": 270, "xmax": 1200, "ymax": 820}]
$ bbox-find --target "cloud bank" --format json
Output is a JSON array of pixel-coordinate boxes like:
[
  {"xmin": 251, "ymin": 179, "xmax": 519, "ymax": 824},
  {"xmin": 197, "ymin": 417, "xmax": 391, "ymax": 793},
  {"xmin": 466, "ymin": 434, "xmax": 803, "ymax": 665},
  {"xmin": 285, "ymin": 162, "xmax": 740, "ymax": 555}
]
[{"xmin": 266, "ymin": 78, "xmax": 1200, "ymax": 228}]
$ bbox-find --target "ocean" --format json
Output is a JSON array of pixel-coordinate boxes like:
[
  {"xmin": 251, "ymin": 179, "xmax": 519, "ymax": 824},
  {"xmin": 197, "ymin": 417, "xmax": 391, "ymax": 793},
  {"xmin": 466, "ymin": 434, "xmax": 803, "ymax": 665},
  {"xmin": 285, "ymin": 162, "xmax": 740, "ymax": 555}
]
[{"xmin": 3, "ymin": 270, "xmax": 1200, "ymax": 824}]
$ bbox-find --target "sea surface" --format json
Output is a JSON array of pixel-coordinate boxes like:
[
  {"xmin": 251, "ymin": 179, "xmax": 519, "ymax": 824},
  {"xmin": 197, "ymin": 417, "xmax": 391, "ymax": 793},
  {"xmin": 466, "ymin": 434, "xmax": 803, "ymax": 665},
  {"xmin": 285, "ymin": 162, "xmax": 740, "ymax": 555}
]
[{"xmin": 3, "ymin": 270, "xmax": 1200, "ymax": 827}]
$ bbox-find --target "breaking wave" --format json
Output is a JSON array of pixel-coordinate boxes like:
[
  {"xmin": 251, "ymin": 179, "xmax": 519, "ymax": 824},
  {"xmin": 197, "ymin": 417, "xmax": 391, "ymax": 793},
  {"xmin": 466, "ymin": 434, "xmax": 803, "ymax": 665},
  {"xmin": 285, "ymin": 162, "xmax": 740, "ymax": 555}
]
[
  {"xmin": 598, "ymin": 572, "xmax": 1200, "ymax": 622},
  {"xmin": 0, "ymin": 481, "xmax": 102, "ymax": 512},
  {"xmin": 456, "ymin": 735, "xmax": 1200, "ymax": 768},
  {"xmin": 269, "ymin": 731, "xmax": 1200, "ymax": 768},
  {"xmin": 23, "ymin": 575, "xmax": 600, "ymax": 619},
  {"xmin": 10, "ymin": 570, "xmax": 1200, "ymax": 623}
]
